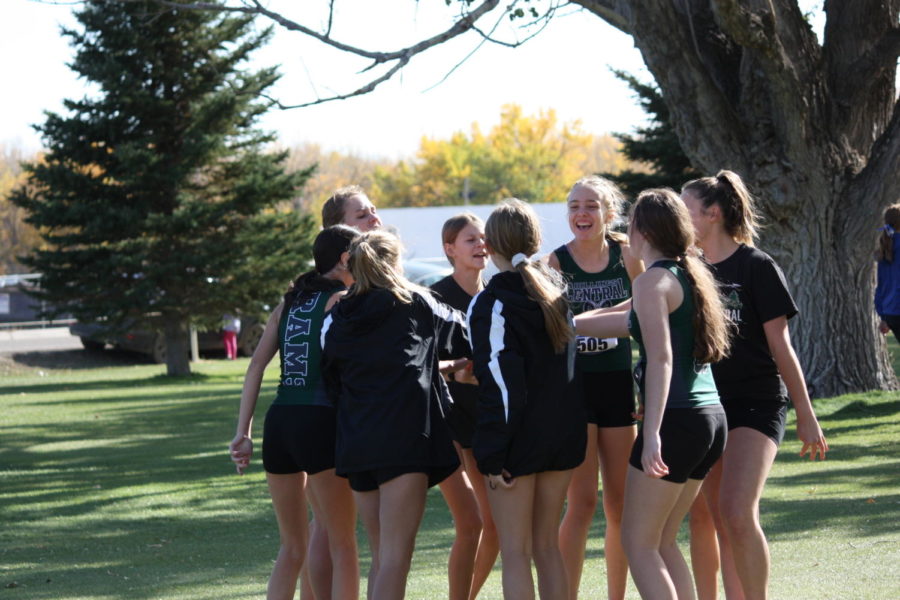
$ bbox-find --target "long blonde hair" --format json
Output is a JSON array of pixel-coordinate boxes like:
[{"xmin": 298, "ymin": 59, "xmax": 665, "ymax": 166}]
[
  {"xmin": 345, "ymin": 230, "xmax": 428, "ymax": 303},
  {"xmin": 485, "ymin": 199, "xmax": 574, "ymax": 352},
  {"xmin": 877, "ymin": 203, "xmax": 900, "ymax": 263},
  {"xmin": 631, "ymin": 189, "xmax": 731, "ymax": 364},
  {"xmin": 568, "ymin": 175, "xmax": 628, "ymax": 244},
  {"xmin": 682, "ymin": 170, "xmax": 760, "ymax": 246}
]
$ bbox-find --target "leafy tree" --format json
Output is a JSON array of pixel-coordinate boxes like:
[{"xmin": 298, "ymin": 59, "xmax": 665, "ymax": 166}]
[
  {"xmin": 196, "ymin": 0, "xmax": 898, "ymax": 395},
  {"xmin": 0, "ymin": 146, "xmax": 42, "ymax": 275},
  {"xmin": 603, "ymin": 70, "xmax": 701, "ymax": 199},
  {"xmin": 372, "ymin": 104, "xmax": 629, "ymax": 207},
  {"xmin": 11, "ymin": 0, "xmax": 316, "ymax": 375},
  {"xmin": 283, "ymin": 143, "xmax": 391, "ymax": 219}
]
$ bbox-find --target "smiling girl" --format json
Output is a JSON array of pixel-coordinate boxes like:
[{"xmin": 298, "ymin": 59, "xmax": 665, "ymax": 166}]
[{"xmin": 548, "ymin": 176, "xmax": 643, "ymax": 600}]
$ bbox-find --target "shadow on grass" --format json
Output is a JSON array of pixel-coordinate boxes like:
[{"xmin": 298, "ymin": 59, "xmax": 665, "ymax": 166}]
[
  {"xmin": 3, "ymin": 369, "xmax": 897, "ymax": 599},
  {"xmin": 819, "ymin": 399, "xmax": 900, "ymax": 421},
  {"xmin": 761, "ymin": 493, "xmax": 900, "ymax": 542},
  {"xmin": 0, "ymin": 371, "xmax": 242, "ymax": 397},
  {"xmin": 2, "ymin": 375, "xmax": 286, "ymax": 598},
  {"xmin": 10, "ymin": 348, "xmax": 157, "ymax": 370}
]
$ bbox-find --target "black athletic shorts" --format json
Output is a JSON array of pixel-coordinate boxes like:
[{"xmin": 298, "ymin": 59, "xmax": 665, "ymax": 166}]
[
  {"xmin": 262, "ymin": 404, "xmax": 336, "ymax": 475},
  {"xmin": 720, "ymin": 396, "xmax": 789, "ymax": 445},
  {"xmin": 629, "ymin": 406, "xmax": 727, "ymax": 483},
  {"xmin": 580, "ymin": 369, "xmax": 638, "ymax": 427},
  {"xmin": 444, "ymin": 380, "xmax": 478, "ymax": 448},
  {"xmin": 346, "ymin": 464, "xmax": 458, "ymax": 493}
]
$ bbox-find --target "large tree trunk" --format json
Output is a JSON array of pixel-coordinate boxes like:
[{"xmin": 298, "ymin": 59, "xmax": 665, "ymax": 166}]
[
  {"xmin": 576, "ymin": 0, "xmax": 900, "ymax": 396},
  {"xmin": 164, "ymin": 316, "xmax": 191, "ymax": 377}
]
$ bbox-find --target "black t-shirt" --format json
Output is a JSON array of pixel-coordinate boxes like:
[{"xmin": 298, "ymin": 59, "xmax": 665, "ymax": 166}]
[
  {"xmin": 430, "ymin": 275, "xmax": 482, "ymax": 408},
  {"xmin": 710, "ymin": 245, "xmax": 798, "ymax": 401}
]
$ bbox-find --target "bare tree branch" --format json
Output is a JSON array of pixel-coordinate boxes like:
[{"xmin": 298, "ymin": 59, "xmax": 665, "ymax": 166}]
[
  {"xmin": 325, "ymin": 0, "xmax": 335, "ymax": 37},
  {"xmin": 710, "ymin": 0, "xmax": 824, "ymax": 164},
  {"xmin": 568, "ymin": 0, "xmax": 633, "ymax": 35},
  {"xmin": 139, "ymin": 0, "xmax": 499, "ymax": 62},
  {"xmin": 823, "ymin": 0, "xmax": 899, "ymax": 153},
  {"xmin": 132, "ymin": 0, "xmax": 508, "ymax": 107},
  {"xmin": 844, "ymin": 26, "xmax": 900, "ymax": 99},
  {"xmin": 578, "ymin": 0, "xmax": 748, "ymax": 173},
  {"xmin": 848, "ymin": 97, "xmax": 900, "ymax": 226}
]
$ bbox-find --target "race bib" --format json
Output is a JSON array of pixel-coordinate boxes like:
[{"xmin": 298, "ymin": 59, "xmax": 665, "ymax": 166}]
[{"xmin": 575, "ymin": 336, "xmax": 618, "ymax": 355}]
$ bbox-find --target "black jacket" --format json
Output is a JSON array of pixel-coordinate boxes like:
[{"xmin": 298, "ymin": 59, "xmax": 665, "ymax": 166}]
[
  {"xmin": 467, "ymin": 271, "xmax": 586, "ymax": 477},
  {"xmin": 322, "ymin": 288, "xmax": 468, "ymax": 481}
]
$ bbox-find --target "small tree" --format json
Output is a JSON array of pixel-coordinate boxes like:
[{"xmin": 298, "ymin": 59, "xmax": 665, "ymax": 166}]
[
  {"xmin": 12, "ymin": 0, "xmax": 316, "ymax": 375},
  {"xmin": 604, "ymin": 70, "xmax": 701, "ymax": 199}
]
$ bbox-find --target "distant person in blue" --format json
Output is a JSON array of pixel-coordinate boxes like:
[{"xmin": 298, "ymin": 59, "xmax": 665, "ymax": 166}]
[{"xmin": 876, "ymin": 203, "xmax": 900, "ymax": 344}]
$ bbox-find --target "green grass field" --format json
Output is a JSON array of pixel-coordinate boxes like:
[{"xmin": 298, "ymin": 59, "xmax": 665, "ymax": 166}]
[{"xmin": 1, "ymin": 338, "xmax": 898, "ymax": 599}]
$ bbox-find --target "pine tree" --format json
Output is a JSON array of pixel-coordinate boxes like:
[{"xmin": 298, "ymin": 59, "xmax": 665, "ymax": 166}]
[
  {"xmin": 604, "ymin": 70, "xmax": 700, "ymax": 199},
  {"xmin": 11, "ymin": 0, "xmax": 316, "ymax": 375}
]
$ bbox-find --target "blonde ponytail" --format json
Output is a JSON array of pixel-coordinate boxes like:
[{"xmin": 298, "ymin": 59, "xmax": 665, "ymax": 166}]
[
  {"xmin": 486, "ymin": 199, "xmax": 574, "ymax": 352},
  {"xmin": 346, "ymin": 230, "xmax": 430, "ymax": 303}
]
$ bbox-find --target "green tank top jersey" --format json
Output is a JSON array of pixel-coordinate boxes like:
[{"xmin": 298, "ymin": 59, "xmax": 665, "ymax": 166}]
[
  {"xmin": 554, "ymin": 240, "xmax": 632, "ymax": 372},
  {"xmin": 273, "ymin": 289, "xmax": 335, "ymax": 407},
  {"xmin": 627, "ymin": 261, "xmax": 720, "ymax": 409}
]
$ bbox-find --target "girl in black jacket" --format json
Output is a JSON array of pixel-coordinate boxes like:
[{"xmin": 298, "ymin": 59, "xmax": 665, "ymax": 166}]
[
  {"xmin": 321, "ymin": 229, "xmax": 469, "ymax": 600},
  {"xmin": 467, "ymin": 199, "xmax": 587, "ymax": 600}
]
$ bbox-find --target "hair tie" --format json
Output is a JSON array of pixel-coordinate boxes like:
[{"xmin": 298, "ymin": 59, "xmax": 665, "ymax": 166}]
[
  {"xmin": 511, "ymin": 253, "xmax": 529, "ymax": 268},
  {"xmin": 879, "ymin": 224, "xmax": 895, "ymax": 236}
]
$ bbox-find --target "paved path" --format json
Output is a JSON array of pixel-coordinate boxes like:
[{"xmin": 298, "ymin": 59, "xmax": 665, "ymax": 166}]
[{"xmin": 0, "ymin": 327, "xmax": 82, "ymax": 354}]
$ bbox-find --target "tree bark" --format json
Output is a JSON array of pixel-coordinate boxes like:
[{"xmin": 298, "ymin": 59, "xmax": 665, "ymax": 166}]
[
  {"xmin": 574, "ymin": 0, "xmax": 900, "ymax": 396},
  {"xmin": 164, "ymin": 315, "xmax": 191, "ymax": 377}
]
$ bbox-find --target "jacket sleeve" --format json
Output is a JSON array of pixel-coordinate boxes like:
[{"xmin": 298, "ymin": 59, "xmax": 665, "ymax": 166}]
[
  {"xmin": 421, "ymin": 292, "xmax": 471, "ymax": 359},
  {"xmin": 319, "ymin": 313, "xmax": 341, "ymax": 406},
  {"xmin": 467, "ymin": 293, "xmax": 528, "ymax": 475}
]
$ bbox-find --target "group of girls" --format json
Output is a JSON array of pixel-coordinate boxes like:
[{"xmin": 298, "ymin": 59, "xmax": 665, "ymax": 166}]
[{"xmin": 230, "ymin": 170, "xmax": 829, "ymax": 600}]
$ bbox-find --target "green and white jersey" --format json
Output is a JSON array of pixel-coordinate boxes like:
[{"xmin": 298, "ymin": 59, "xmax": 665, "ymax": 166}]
[{"xmin": 554, "ymin": 240, "xmax": 632, "ymax": 372}]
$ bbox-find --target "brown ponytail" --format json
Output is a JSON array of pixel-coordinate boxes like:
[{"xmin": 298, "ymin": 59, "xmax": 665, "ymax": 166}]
[
  {"xmin": 486, "ymin": 199, "xmax": 574, "ymax": 352},
  {"xmin": 346, "ymin": 230, "xmax": 430, "ymax": 304},
  {"xmin": 877, "ymin": 204, "xmax": 900, "ymax": 263},
  {"xmin": 631, "ymin": 189, "xmax": 732, "ymax": 363},
  {"xmin": 682, "ymin": 170, "xmax": 760, "ymax": 246}
]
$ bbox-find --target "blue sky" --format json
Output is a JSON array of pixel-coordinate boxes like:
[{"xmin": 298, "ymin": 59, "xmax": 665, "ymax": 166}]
[{"xmin": 3, "ymin": 1, "xmax": 656, "ymax": 159}]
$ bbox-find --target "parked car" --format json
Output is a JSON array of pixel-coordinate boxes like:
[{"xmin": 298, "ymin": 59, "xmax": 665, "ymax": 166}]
[
  {"xmin": 70, "ymin": 259, "xmax": 452, "ymax": 363},
  {"xmin": 70, "ymin": 317, "xmax": 266, "ymax": 363}
]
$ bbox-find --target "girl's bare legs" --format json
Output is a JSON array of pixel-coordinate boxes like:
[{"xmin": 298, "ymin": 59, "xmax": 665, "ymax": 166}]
[
  {"xmin": 488, "ymin": 473, "xmax": 538, "ymax": 600},
  {"xmin": 699, "ymin": 461, "xmax": 743, "ymax": 599},
  {"xmin": 300, "ymin": 518, "xmax": 329, "ymax": 600},
  {"xmin": 533, "ymin": 470, "xmax": 576, "ymax": 600},
  {"xmin": 308, "ymin": 469, "xmax": 359, "ymax": 600},
  {"xmin": 354, "ymin": 489, "xmax": 381, "ymax": 600},
  {"xmin": 369, "ymin": 473, "xmax": 429, "ymax": 600},
  {"xmin": 597, "ymin": 424, "xmax": 637, "ymax": 600},
  {"xmin": 715, "ymin": 429, "xmax": 778, "ymax": 600},
  {"xmin": 439, "ymin": 463, "xmax": 483, "ymax": 600},
  {"xmin": 461, "ymin": 448, "xmax": 499, "ymax": 600},
  {"xmin": 689, "ymin": 491, "xmax": 720, "ymax": 600},
  {"xmin": 559, "ymin": 426, "xmax": 599, "ymax": 600},
  {"xmin": 659, "ymin": 477, "xmax": 704, "ymax": 600},
  {"xmin": 266, "ymin": 471, "xmax": 310, "ymax": 600},
  {"xmin": 622, "ymin": 466, "xmax": 701, "ymax": 600}
]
